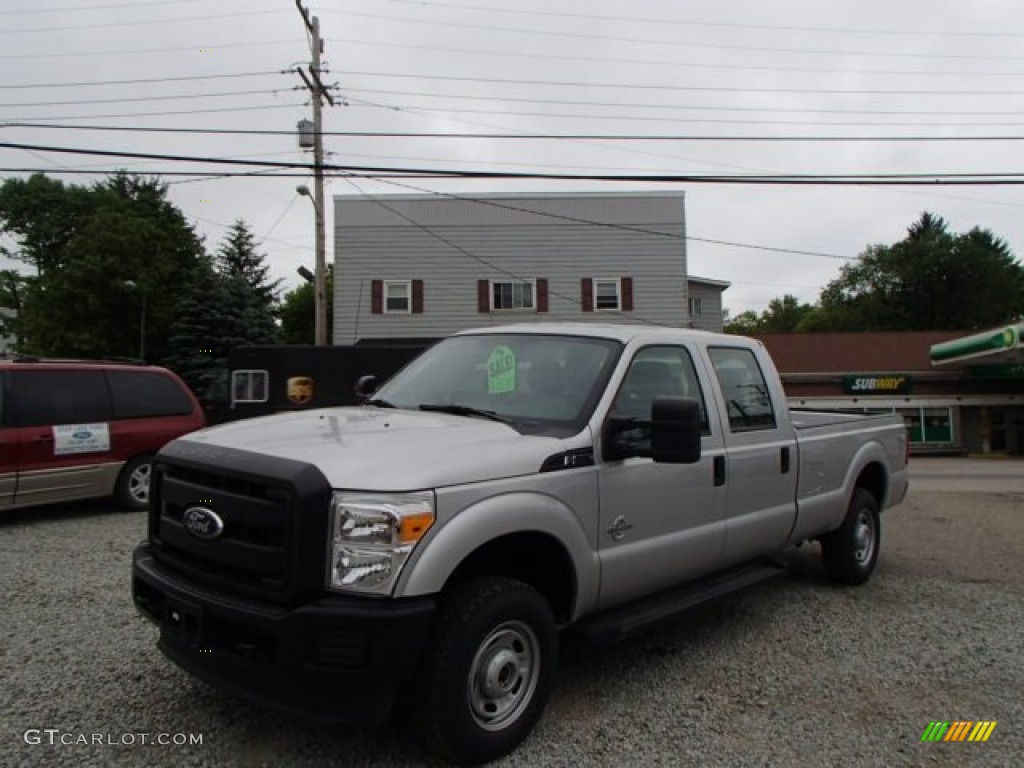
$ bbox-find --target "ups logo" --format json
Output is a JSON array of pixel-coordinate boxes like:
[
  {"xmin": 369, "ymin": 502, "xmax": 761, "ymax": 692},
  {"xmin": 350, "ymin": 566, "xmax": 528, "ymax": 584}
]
[{"xmin": 286, "ymin": 376, "xmax": 314, "ymax": 406}]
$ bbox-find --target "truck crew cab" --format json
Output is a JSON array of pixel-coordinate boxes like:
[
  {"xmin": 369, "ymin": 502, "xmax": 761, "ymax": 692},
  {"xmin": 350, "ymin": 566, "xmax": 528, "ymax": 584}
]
[{"xmin": 133, "ymin": 324, "xmax": 908, "ymax": 764}]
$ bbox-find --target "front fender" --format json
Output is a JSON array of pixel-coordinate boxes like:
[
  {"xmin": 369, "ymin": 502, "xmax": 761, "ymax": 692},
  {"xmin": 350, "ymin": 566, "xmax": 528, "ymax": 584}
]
[{"xmin": 396, "ymin": 487, "xmax": 599, "ymax": 621}]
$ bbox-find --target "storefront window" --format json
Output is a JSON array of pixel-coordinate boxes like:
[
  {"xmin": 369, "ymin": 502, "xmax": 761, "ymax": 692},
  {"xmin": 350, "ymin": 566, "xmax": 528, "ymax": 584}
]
[
  {"xmin": 898, "ymin": 408, "xmax": 923, "ymax": 443},
  {"xmin": 923, "ymin": 407, "xmax": 953, "ymax": 443}
]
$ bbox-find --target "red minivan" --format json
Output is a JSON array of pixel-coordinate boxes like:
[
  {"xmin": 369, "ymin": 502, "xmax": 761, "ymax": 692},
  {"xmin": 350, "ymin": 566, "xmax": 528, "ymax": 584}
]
[{"xmin": 0, "ymin": 359, "xmax": 205, "ymax": 512}]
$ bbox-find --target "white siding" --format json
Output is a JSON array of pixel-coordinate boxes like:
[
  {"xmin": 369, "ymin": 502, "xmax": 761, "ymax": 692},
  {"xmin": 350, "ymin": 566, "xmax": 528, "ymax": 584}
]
[{"xmin": 333, "ymin": 193, "xmax": 688, "ymax": 343}]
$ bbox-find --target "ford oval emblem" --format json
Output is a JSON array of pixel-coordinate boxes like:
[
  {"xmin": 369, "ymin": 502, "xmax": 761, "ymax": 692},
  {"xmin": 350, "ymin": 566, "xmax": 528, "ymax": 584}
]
[
  {"xmin": 183, "ymin": 507, "xmax": 224, "ymax": 541},
  {"xmin": 73, "ymin": 431, "xmax": 91, "ymax": 439}
]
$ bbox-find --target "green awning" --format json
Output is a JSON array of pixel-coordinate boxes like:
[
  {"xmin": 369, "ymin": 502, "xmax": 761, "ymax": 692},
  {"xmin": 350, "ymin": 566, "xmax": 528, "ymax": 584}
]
[{"xmin": 930, "ymin": 323, "xmax": 1024, "ymax": 365}]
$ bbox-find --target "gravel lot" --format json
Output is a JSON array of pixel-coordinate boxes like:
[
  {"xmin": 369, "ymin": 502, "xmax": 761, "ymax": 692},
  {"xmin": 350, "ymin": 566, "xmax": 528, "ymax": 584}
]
[{"xmin": 2, "ymin": 459, "xmax": 1021, "ymax": 767}]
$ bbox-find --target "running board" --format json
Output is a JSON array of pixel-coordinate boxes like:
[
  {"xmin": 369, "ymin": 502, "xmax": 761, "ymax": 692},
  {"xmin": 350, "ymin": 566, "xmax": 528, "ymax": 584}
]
[{"xmin": 574, "ymin": 561, "xmax": 787, "ymax": 645}]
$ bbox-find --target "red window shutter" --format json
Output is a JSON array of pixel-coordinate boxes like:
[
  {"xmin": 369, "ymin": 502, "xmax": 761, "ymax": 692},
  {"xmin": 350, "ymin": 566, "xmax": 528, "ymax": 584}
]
[
  {"xmin": 537, "ymin": 278, "xmax": 549, "ymax": 312},
  {"xmin": 621, "ymin": 277, "xmax": 634, "ymax": 311},
  {"xmin": 371, "ymin": 280, "xmax": 383, "ymax": 314},
  {"xmin": 581, "ymin": 278, "xmax": 594, "ymax": 312},
  {"xmin": 412, "ymin": 279, "xmax": 424, "ymax": 314},
  {"xmin": 477, "ymin": 279, "xmax": 490, "ymax": 313}
]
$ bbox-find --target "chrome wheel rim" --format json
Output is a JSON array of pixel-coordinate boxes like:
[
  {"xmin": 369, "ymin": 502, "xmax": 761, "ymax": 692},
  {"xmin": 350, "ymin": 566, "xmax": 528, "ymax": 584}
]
[
  {"xmin": 129, "ymin": 463, "xmax": 152, "ymax": 505},
  {"xmin": 468, "ymin": 620, "xmax": 540, "ymax": 731},
  {"xmin": 853, "ymin": 509, "xmax": 876, "ymax": 565}
]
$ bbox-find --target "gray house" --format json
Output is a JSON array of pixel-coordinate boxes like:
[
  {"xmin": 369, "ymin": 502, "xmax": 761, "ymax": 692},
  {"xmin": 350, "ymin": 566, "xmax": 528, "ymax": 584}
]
[{"xmin": 332, "ymin": 192, "xmax": 727, "ymax": 343}]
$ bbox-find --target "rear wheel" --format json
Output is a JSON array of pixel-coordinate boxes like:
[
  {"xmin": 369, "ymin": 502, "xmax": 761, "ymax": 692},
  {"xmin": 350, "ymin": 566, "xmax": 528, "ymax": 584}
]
[
  {"xmin": 411, "ymin": 576, "xmax": 557, "ymax": 765},
  {"xmin": 116, "ymin": 454, "xmax": 153, "ymax": 511},
  {"xmin": 821, "ymin": 487, "xmax": 880, "ymax": 585}
]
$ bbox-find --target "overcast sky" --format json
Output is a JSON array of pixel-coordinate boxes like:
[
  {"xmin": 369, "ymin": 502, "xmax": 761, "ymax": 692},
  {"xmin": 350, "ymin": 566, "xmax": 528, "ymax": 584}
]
[{"xmin": 2, "ymin": 0, "xmax": 1023, "ymax": 318}]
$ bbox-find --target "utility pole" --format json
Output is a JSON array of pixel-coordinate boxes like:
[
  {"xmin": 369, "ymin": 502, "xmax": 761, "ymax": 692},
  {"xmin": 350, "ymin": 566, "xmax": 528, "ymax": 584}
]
[{"xmin": 295, "ymin": 0, "xmax": 335, "ymax": 345}]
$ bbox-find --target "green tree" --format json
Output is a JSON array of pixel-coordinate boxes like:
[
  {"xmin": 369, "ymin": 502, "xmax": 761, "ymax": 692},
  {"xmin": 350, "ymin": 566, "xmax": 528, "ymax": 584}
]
[
  {"xmin": 725, "ymin": 295, "xmax": 815, "ymax": 334},
  {"xmin": 815, "ymin": 213, "xmax": 1024, "ymax": 331},
  {"xmin": 215, "ymin": 219, "xmax": 281, "ymax": 306},
  {"xmin": 1, "ymin": 172, "xmax": 205, "ymax": 361},
  {"xmin": 279, "ymin": 266, "xmax": 333, "ymax": 344}
]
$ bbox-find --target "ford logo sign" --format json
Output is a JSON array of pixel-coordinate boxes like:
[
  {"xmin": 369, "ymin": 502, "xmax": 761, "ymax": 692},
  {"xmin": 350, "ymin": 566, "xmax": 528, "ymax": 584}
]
[
  {"xmin": 73, "ymin": 431, "xmax": 91, "ymax": 439},
  {"xmin": 183, "ymin": 507, "xmax": 224, "ymax": 541}
]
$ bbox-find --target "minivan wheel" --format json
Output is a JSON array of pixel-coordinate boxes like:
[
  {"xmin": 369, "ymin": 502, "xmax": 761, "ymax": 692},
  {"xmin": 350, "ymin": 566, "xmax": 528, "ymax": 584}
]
[
  {"xmin": 411, "ymin": 576, "xmax": 557, "ymax": 765},
  {"xmin": 116, "ymin": 455, "xmax": 154, "ymax": 511},
  {"xmin": 821, "ymin": 487, "xmax": 880, "ymax": 586}
]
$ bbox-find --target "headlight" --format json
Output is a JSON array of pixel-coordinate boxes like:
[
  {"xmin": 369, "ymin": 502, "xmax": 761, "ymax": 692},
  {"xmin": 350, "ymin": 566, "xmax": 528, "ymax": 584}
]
[{"xmin": 329, "ymin": 491, "xmax": 435, "ymax": 595}]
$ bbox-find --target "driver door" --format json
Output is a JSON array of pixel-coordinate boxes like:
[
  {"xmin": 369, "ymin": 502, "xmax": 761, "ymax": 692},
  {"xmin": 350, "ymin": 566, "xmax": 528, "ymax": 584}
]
[{"xmin": 596, "ymin": 345, "xmax": 727, "ymax": 610}]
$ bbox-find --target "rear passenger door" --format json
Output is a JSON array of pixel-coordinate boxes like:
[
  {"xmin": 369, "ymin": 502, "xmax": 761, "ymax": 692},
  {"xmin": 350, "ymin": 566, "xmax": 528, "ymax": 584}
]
[
  {"xmin": 11, "ymin": 370, "xmax": 115, "ymax": 508},
  {"xmin": 707, "ymin": 346, "xmax": 798, "ymax": 566},
  {"xmin": 107, "ymin": 369, "xmax": 200, "ymax": 456}
]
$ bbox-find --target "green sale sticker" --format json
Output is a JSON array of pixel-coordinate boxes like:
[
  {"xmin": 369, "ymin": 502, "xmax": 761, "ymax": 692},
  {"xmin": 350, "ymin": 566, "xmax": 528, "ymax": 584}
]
[{"xmin": 487, "ymin": 346, "xmax": 517, "ymax": 394}]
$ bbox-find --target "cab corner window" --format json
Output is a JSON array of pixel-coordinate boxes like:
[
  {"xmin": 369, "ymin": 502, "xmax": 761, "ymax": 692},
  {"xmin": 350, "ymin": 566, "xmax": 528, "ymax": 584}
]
[
  {"xmin": 231, "ymin": 369, "xmax": 269, "ymax": 404},
  {"xmin": 708, "ymin": 347, "xmax": 777, "ymax": 432}
]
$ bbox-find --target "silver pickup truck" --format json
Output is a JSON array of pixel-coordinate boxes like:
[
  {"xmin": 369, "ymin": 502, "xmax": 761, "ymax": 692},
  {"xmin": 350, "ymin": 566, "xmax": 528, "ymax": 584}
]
[{"xmin": 132, "ymin": 324, "xmax": 908, "ymax": 764}]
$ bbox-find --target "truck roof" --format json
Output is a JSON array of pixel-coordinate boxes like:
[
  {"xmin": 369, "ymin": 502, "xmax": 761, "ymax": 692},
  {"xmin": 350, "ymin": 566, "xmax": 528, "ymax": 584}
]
[{"xmin": 456, "ymin": 322, "xmax": 737, "ymax": 345}]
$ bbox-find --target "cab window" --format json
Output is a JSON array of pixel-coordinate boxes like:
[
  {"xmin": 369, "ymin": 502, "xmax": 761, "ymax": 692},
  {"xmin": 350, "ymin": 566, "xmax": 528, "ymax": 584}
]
[
  {"xmin": 609, "ymin": 346, "xmax": 710, "ymax": 452},
  {"xmin": 708, "ymin": 347, "xmax": 777, "ymax": 431}
]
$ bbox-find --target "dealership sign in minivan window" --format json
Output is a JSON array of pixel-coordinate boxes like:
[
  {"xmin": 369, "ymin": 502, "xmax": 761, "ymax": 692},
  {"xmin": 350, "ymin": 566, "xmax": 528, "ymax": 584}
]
[
  {"xmin": 52, "ymin": 424, "xmax": 111, "ymax": 455},
  {"xmin": 842, "ymin": 375, "xmax": 913, "ymax": 395}
]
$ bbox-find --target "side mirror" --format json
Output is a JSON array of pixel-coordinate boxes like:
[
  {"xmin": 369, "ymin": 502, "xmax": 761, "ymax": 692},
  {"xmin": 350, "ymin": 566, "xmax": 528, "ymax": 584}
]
[
  {"xmin": 651, "ymin": 396, "xmax": 702, "ymax": 464},
  {"xmin": 354, "ymin": 375, "xmax": 379, "ymax": 401}
]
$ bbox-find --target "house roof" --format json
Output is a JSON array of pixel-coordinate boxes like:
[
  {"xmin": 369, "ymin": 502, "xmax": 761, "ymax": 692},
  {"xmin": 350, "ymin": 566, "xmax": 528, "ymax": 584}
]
[
  {"xmin": 687, "ymin": 276, "xmax": 731, "ymax": 290},
  {"xmin": 750, "ymin": 331, "xmax": 967, "ymax": 374}
]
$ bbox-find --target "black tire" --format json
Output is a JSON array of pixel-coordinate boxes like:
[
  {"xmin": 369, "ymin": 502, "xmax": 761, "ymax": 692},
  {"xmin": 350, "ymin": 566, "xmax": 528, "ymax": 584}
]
[
  {"xmin": 115, "ymin": 454, "xmax": 154, "ymax": 512},
  {"xmin": 821, "ymin": 487, "xmax": 880, "ymax": 586},
  {"xmin": 411, "ymin": 576, "xmax": 557, "ymax": 765}
]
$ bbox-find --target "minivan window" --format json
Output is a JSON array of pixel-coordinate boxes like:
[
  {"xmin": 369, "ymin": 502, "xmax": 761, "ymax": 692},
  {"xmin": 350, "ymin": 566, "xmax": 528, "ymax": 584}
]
[
  {"xmin": 108, "ymin": 370, "xmax": 194, "ymax": 419},
  {"xmin": 11, "ymin": 370, "xmax": 114, "ymax": 427}
]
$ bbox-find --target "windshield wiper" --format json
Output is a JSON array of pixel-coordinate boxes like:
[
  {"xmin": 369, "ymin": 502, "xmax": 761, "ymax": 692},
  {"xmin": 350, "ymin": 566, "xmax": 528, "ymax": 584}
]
[
  {"xmin": 418, "ymin": 403, "xmax": 510, "ymax": 423},
  {"xmin": 364, "ymin": 398, "xmax": 396, "ymax": 408}
]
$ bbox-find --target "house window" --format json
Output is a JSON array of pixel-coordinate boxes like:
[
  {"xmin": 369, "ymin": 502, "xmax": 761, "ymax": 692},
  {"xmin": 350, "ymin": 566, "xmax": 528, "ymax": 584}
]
[
  {"xmin": 594, "ymin": 279, "xmax": 621, "ymax": 311},
  {"xmin": 688, "ymin": 297, "xmax": 703, "ymax": 316},
  {"xmin": 384, "ymin": 280, "xmax": 411, "ymax": 313},
  {"xmin": 492, "ymin": 280, "xmax": 535, "ymax": 311}
]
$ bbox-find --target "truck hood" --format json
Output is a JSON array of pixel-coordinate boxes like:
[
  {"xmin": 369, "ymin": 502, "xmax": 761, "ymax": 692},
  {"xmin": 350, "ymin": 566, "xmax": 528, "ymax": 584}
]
[{"xmin": 175, "ymin": 407, "xmax": 567, "ymax": 490}]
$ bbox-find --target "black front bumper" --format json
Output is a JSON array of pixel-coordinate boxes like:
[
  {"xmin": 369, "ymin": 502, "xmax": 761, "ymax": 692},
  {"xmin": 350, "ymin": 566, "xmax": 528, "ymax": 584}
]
[{"xmin": 133, "ymin": 544, "xmax": 436, "ymax": 725}]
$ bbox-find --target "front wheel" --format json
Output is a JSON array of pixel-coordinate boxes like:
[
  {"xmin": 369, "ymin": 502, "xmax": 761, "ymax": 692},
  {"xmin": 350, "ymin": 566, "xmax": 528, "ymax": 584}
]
[
  {"xmin": 821, "ymin": 487, "xmax": 880, "ymax": 586},
  {"xmin": 116, "ymin": 454, "xmax": 154, "ymax": 512},
  {"xmin": 411, "ymin": 576, "xmax": 557, "ymax": 765}
]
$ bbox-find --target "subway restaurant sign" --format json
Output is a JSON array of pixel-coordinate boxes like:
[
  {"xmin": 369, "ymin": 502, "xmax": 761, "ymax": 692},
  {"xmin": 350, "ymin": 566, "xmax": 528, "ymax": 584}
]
[{"xmin": 843, "ymin": 375, "xmax": 912, "ymax": 395}]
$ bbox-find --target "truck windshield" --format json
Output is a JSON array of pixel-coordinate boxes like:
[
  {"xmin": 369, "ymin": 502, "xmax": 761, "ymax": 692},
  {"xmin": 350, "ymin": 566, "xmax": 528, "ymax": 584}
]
[{"xmin": 371, "ymin": 333, "xmax": 622, "ymax": 432}]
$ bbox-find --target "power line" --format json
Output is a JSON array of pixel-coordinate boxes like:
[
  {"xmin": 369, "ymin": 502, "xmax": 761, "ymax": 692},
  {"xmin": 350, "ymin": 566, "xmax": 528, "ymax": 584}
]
[
  {"xmin": 334, "ymin": 38, "xmax": 1024, "ymax": 79},
  {"xmin": 0, "ymin": 70, "xmax": 286, "ymax": 90},
  {"xmin": 330, "ymin": 10, "xmax": 1024, "ymax": 62},
  {"xmin": 0, "ymin": 7, "xmax": 286, "ymax": 35},
  {"xmin": 0, "ymin": 38, "xmax": 292, "ymax": 61},
  {"xmin": 0, "ymin": 88, "xmax": 295, "ymax": 109},
  {"xmin": 370, "ymin": 0, "xmax": 1024, "ymax": 39},
  {"xmin": 7, "ymin": 142, "xmax": 1024, "ymax": 185},
  {"xmin": 3, "ymin": 103, "xmax": 306, "ymax": 122},
  {"xmin": 337, "ymin": 69, "xmax": 1024, "ymax": 98},
  {"xmin": 348, "ymin": 98, "xmax": 1024, "ymax": 128},
  {"xmin": 10, "ymin": 122, "xmax": 1024, "ymax": 142},
  {"xmin": 341, "ymin": 87, "xmax": 1024, "ymax": 117},
  {"xmin": 0, "ymin": 0, "xmax": 204, "ymax": 15},
  {"xmin": 343, "ymin": 175, "xmax": 858, "ymax": 261}
]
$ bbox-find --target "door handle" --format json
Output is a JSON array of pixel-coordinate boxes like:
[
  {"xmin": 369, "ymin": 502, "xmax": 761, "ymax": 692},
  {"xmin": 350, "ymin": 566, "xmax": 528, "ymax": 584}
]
[
  {"xmin": 713, "ymin": 455, "xmax": 726, "ymax": 487},
  {"xmin": 781, "ymin": 446, "xmax": 791, "ymax": 474}
]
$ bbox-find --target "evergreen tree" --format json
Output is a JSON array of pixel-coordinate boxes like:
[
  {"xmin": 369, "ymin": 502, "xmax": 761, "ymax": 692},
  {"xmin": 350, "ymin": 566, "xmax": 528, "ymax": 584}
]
[
  {"xmin": 214, "ymin": 219, "xmax": 281, "ymax": 306},
  {"xmin": 164, "ymin": 258, "xmax": 232, "ymax": 395}
]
